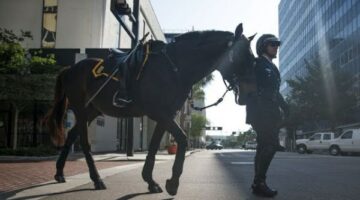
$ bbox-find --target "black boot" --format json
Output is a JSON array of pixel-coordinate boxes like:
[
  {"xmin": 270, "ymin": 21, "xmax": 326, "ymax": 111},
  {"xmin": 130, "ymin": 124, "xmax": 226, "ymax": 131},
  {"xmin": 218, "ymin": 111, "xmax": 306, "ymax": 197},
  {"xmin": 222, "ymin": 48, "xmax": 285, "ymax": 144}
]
[
  {"xmin": 251, "ymin": 181, "xmax": 278, "ymax": 198},
  {"xmin": 113, "ymin": 89, "xmax": 132, "ymax": 108}
]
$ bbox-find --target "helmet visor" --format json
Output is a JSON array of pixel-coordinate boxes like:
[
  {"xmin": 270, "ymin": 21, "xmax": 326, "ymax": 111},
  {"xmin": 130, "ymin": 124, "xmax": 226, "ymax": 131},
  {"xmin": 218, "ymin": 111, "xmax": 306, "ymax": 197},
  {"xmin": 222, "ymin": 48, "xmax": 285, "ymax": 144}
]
[{"xmin": 264, "ymin": 37, "xmax": 281, "ymax": 47}]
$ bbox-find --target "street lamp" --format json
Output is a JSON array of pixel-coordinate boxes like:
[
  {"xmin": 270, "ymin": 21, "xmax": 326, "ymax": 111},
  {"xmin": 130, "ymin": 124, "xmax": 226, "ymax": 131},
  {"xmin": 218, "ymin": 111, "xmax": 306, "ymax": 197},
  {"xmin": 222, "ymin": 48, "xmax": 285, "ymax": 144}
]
[{"xmin": 115, "ymin": 0, "xmax": 131, "ymax": 15}]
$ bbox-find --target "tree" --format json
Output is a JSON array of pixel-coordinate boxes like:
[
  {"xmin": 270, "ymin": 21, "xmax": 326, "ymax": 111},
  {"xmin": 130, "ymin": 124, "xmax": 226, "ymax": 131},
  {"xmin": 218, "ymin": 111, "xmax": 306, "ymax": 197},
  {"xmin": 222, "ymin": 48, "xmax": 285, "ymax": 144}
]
[
  {"xmin": 286, "ymin": 59, "xmax": 357, "ymax": 131},
  {"xmin": 0, "ymin": 28, "xmax": 61, "ymax": 149},
  {"xmin": 178, "ymin": 74, "xmax": 213, "ymax": 144},
  {"xmin": 237, "ymin": 128, "xmax": 256, "ymax": 145},
  {"xmin": 192, "ymin": 74, "xmax": 213, "ymax": 99},
  {"xmin": 189, "ymin": 113, "xmax": 207, "ymax": 138}
]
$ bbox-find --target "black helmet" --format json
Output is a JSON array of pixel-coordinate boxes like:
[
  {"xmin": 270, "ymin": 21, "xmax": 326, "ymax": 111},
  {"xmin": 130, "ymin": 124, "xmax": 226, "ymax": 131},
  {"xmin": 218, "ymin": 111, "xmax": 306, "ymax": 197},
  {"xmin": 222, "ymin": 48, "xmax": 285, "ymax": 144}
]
[{"xmin": 256, "ymin": 34, "xmax": 281, "ymax": 56}]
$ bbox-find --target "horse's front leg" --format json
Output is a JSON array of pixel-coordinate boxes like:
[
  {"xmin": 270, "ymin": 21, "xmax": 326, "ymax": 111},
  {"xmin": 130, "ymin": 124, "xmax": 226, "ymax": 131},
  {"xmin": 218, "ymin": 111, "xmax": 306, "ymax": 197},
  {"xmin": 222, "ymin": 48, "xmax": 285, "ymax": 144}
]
[
  {"xmin": 77, "ymin": 111, "xmax": 106, "ymax": 190},
  {"xmin": 54, "ymin": 128, "xmax": 78, "ymax": 183},
  {"xmin": 142, "ymin": 123, "xmax": 165, "ymax": 193},
  {"xmin": 163, "ymin": 120, "xmax": 188, "ymax": 196}
]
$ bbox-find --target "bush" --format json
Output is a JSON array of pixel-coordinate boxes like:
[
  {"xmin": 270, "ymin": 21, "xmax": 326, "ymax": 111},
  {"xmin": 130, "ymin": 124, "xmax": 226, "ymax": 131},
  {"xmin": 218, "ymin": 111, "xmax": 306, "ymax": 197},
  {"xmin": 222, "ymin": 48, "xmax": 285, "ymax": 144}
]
[
  {"xmin": 29, "ymin": 51, "xmax": 61, "ymax": 74},
  {"xmin": 0, "ymin": 145, "xmax": 58, "ymax": 156}
]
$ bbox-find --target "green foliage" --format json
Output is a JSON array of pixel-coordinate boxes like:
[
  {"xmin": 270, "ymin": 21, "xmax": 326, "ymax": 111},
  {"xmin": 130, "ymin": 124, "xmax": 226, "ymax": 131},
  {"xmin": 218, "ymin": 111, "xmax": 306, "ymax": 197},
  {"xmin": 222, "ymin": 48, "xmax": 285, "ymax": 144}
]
[
  {"xmin": 192, "ymin": 74, "xmax": 214, "ymax": 100},
  {"xmin": 286, "ymin": 60, "xmax": 357, "ymax": 129},
  {"xmin": 190, "ymin": 114, "xmax": 207, "ymax": 137},
  {"xmin": 0, "ymin": 28, "xmax": 60, "ymax": 75},
  {"xmin": 0, "ymin": 28, "xmax": 33, "ymax": 74},
  {"xmin": 0, "ymin": 74, "xmax": 57, "ymax": 101},
  {"xmin": 29, "ymin": 53, "xmax": 61, "ymax": 74},
  {"xmin": 0, "ymin": 42, "xmax": 27, "ymax": 73},
  {"xmin": 237, "ymin": 128, "xmax": 256, "ymax": 144},
  {"xmin": 0, "ymin": 28, "xmax": 32, "ymax": 43},
  {"xmin": 0, "ymin": 28, "xmax": 60, "ymax": 103}
]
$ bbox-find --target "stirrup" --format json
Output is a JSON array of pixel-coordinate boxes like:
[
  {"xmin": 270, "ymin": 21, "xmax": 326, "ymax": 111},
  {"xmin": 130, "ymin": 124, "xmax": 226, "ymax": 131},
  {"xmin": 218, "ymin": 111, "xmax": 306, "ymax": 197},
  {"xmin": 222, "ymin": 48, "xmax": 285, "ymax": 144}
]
[{"xmin": 113, "ymin": 98, "xmax": 132, "ymax": 108}]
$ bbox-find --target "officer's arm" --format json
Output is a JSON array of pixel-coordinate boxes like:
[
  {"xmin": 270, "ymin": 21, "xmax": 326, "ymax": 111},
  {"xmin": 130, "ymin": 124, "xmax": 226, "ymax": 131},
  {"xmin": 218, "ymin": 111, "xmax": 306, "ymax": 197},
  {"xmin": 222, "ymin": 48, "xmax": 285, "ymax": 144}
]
[{"xmin": 277, "ymin": 92, "xmax": 289, "ymax": 116}]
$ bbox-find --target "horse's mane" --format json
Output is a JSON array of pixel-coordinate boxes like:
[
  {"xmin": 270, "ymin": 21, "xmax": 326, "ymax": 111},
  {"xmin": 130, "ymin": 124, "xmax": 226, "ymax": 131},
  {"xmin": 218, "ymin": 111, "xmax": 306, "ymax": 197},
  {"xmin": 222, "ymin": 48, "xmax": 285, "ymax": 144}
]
[{"xmin": 174, "ymin": 30, "xmax": 233, "ymax": 42}]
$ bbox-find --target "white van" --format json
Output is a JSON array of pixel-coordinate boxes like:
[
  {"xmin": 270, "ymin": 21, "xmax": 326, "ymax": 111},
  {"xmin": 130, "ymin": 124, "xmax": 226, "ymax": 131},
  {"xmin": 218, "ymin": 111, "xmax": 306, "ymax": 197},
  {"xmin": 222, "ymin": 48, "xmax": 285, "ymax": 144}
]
[
  {"xmin": 296, "ymin": 132, "xmax": 336, "ymax": 154},
  {"xmin": 329, "ymin": 128, "xmax": 360, "ymax": 155}
]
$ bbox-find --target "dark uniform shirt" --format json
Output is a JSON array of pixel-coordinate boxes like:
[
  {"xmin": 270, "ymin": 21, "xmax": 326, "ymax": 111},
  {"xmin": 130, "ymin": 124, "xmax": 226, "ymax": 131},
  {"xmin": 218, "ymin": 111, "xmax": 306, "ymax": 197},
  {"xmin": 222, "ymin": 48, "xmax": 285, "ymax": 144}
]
[{"xmin": 246, "ymin": 56, "xmax": 287, "ymax": 125}]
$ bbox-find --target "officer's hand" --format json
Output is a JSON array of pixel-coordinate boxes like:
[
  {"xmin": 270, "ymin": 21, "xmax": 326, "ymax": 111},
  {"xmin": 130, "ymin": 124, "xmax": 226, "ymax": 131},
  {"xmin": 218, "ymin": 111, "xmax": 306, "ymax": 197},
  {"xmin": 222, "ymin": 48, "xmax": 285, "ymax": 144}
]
[{"xmin": 284, "ymin": 107, "xmax": 290, "ymax": 119}]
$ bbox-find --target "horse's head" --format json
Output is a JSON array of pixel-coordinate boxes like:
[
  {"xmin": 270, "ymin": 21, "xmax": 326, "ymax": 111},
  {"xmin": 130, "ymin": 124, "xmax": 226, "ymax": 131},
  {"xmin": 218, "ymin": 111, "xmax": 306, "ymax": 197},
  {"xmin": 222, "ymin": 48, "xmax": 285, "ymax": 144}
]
[
  {"xmin": 217, "ymin": 23, "xmax": 257, "ymax": 105},
  {"xmin": 172, "ymin": 30, "xmax": 234, "ymax": 74},
  {"xmin": 217, "ymin": 23, "xmax": 256, "ymax": 85},
  {"xmin": 167, "ymin": 25, "xmax": 255, "ymax": 99}
]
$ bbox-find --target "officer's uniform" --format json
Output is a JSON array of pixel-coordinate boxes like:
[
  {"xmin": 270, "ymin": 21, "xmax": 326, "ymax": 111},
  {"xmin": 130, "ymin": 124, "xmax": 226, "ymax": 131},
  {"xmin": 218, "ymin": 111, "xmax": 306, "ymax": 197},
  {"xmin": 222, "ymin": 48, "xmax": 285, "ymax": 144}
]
[{"xmin": 246, "ymin": 55, "xmax": 287, "ymax": 183}]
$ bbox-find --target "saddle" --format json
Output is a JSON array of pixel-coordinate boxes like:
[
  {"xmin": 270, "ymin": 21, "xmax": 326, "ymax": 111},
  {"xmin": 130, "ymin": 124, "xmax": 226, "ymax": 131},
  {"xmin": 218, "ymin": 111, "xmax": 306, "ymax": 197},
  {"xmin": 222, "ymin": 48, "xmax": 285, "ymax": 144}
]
[
  {"xmin": 98, "ymin": 40, "xmax": 166, "ymax": 82},
  {"xmin": 110, "ymin": 48, "xmax": 127, "ymax": 57},
  {"xmin": 90, "ymin": 40, "xmax": 167, "ymax": 107},
  {"xmin": 103, "ymin": 46, "xmax": 142, "ymax": 79}
]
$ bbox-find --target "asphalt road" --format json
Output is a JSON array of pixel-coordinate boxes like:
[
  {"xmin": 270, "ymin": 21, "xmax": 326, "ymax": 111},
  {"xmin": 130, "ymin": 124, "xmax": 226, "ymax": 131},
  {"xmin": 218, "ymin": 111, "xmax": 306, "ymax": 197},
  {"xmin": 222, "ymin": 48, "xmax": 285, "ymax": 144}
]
[{"xmin": 13, "ymin": 150, "xmax": 360, "ymax": 200}]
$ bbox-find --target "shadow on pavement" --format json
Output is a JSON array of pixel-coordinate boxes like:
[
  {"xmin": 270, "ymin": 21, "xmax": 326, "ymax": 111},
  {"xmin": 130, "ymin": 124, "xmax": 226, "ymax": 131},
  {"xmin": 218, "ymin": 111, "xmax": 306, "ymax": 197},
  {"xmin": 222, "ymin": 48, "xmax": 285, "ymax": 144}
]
[
  {"xmin": 0, "ymin": 182, "xmax": 58, "ymax": 199},
  {"xmin": 116, "ymin": 192, "xmax": 153, "ymax": 200},
  {"xmin": 0, "ymin": 183, "xmax": 93, "ymax": 200},
  {"xmin": 116, "ymin": 191, "xmax": 175, "ymax": 200}
]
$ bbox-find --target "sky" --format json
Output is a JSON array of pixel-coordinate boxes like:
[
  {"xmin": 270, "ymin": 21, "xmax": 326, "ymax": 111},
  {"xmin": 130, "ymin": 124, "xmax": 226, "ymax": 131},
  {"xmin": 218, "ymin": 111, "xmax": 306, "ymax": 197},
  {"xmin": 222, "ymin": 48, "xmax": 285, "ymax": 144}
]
[{"xmin": 150, "ymin": 0, "xmax": 281, "ymax": 135}]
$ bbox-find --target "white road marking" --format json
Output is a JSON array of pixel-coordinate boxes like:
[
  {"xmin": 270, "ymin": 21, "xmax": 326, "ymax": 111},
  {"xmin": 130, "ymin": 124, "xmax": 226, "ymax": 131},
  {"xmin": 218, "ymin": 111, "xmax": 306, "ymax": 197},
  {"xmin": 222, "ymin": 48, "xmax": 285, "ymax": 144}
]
[{"xmin": 231, "ymin": 161, "xmax": 254, "ymax": 165}]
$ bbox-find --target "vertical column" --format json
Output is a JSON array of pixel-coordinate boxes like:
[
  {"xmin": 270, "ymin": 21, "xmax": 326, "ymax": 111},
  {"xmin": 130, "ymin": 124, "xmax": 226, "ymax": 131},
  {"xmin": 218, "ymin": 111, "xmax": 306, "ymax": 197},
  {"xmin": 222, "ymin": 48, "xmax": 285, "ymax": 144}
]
[
  {"xmin": 41, "ymin": 0, "xmax": 58, "ymax": 48},
  {"xmin": 126, "ymin": 0, "xmax": 140, "ymax": 157}
]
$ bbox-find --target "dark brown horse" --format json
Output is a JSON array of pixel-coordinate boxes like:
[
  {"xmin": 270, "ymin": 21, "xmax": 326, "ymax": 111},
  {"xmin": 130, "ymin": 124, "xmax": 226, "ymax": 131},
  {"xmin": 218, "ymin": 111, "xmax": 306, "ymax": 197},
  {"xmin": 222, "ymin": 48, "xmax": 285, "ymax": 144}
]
[{"xmin": 46, "ymin": 23, "xmax": 255, "ymax": 195}]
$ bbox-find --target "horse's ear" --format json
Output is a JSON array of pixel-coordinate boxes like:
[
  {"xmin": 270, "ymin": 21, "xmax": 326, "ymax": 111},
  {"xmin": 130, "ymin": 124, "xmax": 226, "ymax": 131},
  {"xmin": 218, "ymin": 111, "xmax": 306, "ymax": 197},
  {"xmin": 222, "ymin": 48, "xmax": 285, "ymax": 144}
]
[
  {"xmin": 248, "ymin": 33, "xmax": 257, "ymax": 42},
  {"xmin": 234, "ymin": 23, "xmax": 243, "ymax": 40}
]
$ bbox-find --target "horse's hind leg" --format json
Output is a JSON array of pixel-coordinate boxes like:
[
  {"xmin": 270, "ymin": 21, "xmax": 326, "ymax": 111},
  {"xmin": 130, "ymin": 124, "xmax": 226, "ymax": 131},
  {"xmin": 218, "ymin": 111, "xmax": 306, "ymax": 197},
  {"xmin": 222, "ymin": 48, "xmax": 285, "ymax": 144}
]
[
  {"xmin": 54, "ymin": 106, "xmax": 100, "ymax": 183},
  {"xmin": 162, "ymin": 120, "xmax": 188, "ymax": 196},
  {"xmin": 142, "ymin": 123, "xmax": 165, "ymax": 193},
  {"xmin": 76, "ymin": 108, "xmax": 106, "ymax": 190},
  {"xmin": 54, "ymin": 126, "xmax": 78, "ymax": 183}
]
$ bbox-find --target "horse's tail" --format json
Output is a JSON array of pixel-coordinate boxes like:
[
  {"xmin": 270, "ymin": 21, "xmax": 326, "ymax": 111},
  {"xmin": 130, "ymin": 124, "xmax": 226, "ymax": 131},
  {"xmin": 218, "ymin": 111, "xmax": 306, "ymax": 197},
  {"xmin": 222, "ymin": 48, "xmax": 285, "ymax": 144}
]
[{"xmin": 45, "ymin": 68, "xmax": 69, "ymax": 147}]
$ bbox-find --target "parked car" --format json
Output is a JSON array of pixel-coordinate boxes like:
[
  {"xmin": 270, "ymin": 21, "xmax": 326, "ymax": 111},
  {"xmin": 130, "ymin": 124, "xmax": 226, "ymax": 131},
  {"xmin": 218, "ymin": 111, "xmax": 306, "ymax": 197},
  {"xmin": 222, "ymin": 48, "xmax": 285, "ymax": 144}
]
[
  {"xmin": 296, "ymin": 132, "xmax": 335, "ymax": 154},
  {"xmin": 206, "ymin": 142, "xmax": 224, "ymax": 150},
  {"xmin": 244, "ymin": 141, "xmax": 257, "ymax": 150},
  {"xmin": 329, "ymin": 128, "xmax": 360, "ymax": 156}
]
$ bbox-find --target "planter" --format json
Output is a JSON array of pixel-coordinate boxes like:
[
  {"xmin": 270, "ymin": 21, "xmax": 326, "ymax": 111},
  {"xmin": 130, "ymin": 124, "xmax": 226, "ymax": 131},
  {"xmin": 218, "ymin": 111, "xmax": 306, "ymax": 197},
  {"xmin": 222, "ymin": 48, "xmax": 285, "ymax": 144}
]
[{"xmin": 167, "ymin": 145, "xmax": 177, "ymax": 154}]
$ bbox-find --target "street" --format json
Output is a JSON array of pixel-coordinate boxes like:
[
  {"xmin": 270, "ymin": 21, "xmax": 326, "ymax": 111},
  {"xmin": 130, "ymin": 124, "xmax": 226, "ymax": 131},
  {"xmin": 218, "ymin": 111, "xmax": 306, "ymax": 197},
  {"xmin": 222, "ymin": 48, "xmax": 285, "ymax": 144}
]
[{"xmin": 3, "ymin": 150, "xmax": 360, "ymax": 200}]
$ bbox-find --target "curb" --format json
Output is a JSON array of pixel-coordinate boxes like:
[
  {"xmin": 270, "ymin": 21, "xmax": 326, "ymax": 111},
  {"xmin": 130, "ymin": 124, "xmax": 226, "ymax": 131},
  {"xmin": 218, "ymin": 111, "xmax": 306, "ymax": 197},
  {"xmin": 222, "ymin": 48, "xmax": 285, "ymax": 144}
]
[{"xmin": 0, "ymin": 149, "xmax": 202, "ymax": 162}]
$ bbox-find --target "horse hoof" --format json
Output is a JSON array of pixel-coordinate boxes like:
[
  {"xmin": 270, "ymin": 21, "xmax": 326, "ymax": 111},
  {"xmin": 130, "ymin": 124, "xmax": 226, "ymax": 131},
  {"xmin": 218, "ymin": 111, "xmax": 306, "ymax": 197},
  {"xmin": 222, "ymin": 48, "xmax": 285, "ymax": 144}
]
[
  {"xmin": 165, "ymin": 179, "xmax": 179, "ymax": 196},
  {"xmin": 54, "ymin": 175, "xmax": 66, "ymax": 183},
  {"xmin": 148, "ymin": 183, "xmax": 163, "ymax": 193},
  {"xmin": 94, "ymin": 181, "xmax": 107, "ymax": 190}
]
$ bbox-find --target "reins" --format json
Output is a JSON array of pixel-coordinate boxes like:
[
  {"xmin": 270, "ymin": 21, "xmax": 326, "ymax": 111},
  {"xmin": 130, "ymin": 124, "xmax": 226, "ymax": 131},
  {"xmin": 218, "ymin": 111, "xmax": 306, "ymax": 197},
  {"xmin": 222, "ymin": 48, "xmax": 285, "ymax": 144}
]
[{"xmin": 190, "ymin": 78, "xmax": 233, "ymax": 111}]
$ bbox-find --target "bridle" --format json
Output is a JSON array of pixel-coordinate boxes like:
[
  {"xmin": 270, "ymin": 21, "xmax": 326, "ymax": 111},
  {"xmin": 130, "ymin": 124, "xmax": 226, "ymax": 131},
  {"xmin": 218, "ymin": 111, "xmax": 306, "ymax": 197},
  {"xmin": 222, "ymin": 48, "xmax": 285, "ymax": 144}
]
[
  {"xmin": 190, "ymin": 36, "xmax": 256, "ymax": 111},
  {"xmin": 190, "ymin": 80, "xmax": 232, "ymax": 111}
]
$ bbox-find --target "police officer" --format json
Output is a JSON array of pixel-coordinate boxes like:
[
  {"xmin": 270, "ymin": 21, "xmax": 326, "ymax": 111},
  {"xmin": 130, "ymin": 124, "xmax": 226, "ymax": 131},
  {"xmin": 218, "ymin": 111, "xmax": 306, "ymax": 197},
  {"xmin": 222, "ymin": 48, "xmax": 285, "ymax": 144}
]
[{"xmin": 246, "ymin": 34, "xmax": 289, "ymax": 197}]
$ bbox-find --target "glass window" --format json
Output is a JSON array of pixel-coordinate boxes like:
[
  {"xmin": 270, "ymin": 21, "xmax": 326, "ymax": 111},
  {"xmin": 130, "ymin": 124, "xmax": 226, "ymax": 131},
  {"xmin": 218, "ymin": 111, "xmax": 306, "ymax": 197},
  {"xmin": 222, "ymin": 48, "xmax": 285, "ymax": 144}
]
[
  {"xmin": 310, "ymin": 134, "xmax": 321, "ymax": 141},
  {"xmin": 341, "ymin": 131, "xmax": 353, "ymax": 139},
  {"xmin": 348, "ymin": 48, "xmax": 354, "ymax": 61},
  {"xmin": 323, "ymin": 134, "xmax": 332, "ymax": 140}
]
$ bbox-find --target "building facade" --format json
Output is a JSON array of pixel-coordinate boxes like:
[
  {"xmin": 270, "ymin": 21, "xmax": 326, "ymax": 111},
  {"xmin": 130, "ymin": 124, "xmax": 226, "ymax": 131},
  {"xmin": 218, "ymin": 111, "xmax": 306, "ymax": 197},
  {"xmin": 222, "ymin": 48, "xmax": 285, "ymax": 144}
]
[
  {"xmin": 279, "ymin": 0, "xmax": 360, "ymax": 97},
  {"xmin": 0, "ymin": 0, "xmax": 166, "ymax": 152}
]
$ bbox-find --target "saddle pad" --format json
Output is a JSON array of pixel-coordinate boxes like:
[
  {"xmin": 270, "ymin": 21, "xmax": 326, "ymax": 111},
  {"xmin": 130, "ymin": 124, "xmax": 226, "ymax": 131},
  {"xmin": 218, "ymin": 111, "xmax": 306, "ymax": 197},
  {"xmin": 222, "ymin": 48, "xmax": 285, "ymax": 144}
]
[{"xmin": 91, "ymin": 59, "xmax": 119, "ymax": 81}]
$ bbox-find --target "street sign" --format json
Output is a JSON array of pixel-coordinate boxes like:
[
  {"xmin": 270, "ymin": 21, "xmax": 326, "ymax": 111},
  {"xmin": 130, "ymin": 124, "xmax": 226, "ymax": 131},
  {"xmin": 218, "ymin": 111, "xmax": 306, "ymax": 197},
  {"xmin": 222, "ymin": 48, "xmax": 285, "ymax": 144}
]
[{"xmin": 205, "ymin": 126, "xmax": 223, "ymax": 130}]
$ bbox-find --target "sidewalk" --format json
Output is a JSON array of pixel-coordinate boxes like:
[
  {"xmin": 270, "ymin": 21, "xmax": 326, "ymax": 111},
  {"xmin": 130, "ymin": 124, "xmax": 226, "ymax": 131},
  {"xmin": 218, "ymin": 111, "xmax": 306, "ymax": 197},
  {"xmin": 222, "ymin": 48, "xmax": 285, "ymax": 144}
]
[{"xmin": 0, "ymin": 149, "xmax": 199, "ymax": 196}]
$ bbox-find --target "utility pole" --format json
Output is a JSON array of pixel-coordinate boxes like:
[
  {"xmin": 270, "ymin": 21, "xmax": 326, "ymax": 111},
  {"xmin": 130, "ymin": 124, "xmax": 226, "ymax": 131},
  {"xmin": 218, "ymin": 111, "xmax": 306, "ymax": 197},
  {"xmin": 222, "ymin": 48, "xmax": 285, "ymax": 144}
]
[{"xmin": 110, "ymin": 0, "xmax": 140, "ymax": 156}]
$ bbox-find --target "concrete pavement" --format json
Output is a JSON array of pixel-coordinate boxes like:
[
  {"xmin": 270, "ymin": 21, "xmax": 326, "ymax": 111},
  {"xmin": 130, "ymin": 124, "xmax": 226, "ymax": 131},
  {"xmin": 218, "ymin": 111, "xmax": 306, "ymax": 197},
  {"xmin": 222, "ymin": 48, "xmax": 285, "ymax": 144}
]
[
  {"xmin": 0, "ymin": 150, "xmax": 199, "ymax": 200},
  {"xmin": 3, "ymin": 149, "xmax": 360, "ymax": 200}
]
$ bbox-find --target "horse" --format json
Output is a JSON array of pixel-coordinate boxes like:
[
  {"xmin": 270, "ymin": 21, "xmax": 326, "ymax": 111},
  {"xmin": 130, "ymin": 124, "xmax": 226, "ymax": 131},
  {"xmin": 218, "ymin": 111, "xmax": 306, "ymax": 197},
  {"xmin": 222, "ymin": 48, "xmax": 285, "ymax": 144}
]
[{"xmin": 46, "ymin": 23, "xmax": 256, "ymax": 196}]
